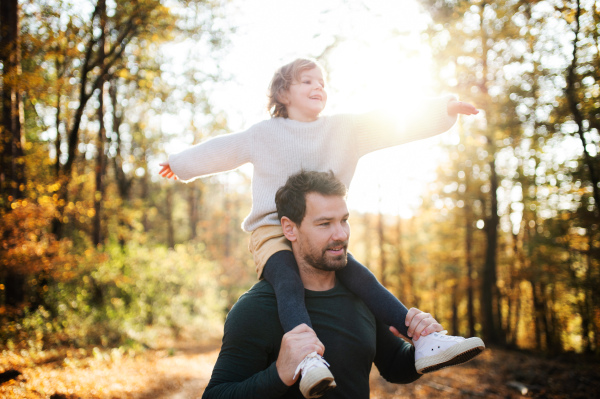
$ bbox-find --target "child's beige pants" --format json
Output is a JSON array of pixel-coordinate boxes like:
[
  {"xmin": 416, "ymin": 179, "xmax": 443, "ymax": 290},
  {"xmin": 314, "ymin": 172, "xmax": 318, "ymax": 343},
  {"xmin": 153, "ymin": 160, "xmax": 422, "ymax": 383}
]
[{"xmin": 248, "ymin": 225, "xmax": 292, "ymax": 278}]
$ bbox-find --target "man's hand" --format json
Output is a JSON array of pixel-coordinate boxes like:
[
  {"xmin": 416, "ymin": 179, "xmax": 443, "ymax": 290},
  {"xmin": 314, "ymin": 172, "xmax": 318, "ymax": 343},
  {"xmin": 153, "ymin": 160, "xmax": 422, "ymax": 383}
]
[
  {"xmin": 276, "ymin": 324, "xmax": 325, "ymax": 386},
  {"xmin": 447, "ymin": 100, "xmax": 479, "ymax": 116},
  {"xmin": 158, "ymin": 162, "xmax": 178, "ymax": 180},
  {"xmin": 389, "ymin": 308, "xmax": 443, "ymax": 342}
]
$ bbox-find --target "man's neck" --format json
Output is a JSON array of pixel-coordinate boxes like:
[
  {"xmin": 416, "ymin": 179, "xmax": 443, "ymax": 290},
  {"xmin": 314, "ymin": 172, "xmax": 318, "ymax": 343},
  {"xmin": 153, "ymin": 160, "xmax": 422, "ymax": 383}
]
[{"xmin": 296, "ymin": 260, "xmax": 337, "ymax": 291}]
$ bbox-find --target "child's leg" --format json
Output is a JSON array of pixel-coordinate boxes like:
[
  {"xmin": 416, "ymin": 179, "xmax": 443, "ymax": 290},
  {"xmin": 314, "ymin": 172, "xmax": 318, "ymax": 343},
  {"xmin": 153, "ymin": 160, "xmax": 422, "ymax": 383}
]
[
  {"xmin": 250, "ymin": 226, "xmax": 313, "ymax": 332},
  {"xmin": 251, "ymin": 227, "xmax": 335, "ymax": 397},
  {"xmin": 262, "ymin": 250, "xmax": 312, "ymax": 332},
  {"xmin": 336, "ymin": 253, "xmax": 410, "ymax": 337},
  {"xmin": 338, "ymin": 254, "xmax": 485, "ymax": 375}
]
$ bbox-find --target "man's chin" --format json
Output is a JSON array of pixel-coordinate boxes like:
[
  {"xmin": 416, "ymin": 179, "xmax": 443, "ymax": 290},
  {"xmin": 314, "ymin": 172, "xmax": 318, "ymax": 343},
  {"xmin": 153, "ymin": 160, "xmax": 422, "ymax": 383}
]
[
  {"xmin": 303, "ymin": 250, "xmax": 348, "ymax": 272},
  {"xmin": 323, "ymin": 254, "xmax": 348, "ymax": 271}
]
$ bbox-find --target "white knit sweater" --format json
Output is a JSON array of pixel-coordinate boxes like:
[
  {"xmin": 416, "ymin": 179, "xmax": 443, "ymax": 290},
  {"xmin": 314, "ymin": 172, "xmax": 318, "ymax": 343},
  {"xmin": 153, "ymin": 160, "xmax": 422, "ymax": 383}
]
[{"xmin": 169, "ymin": 95, "xmax": 457, "ymax": 232}]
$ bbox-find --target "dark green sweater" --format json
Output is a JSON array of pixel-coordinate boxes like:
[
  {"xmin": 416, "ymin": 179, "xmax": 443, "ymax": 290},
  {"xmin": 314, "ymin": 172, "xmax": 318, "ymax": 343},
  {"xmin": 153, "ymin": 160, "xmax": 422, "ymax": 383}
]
[{"xmin": 202, "ymin": 280, "xmax": 420, "ymax": 398}]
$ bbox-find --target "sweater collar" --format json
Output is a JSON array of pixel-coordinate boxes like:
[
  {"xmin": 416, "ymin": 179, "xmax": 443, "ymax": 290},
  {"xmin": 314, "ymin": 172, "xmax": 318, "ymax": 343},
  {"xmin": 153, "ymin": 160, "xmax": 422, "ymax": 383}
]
[{"xmin": 274, "ymin": 116, "xmax": 327, "ymax": 129}]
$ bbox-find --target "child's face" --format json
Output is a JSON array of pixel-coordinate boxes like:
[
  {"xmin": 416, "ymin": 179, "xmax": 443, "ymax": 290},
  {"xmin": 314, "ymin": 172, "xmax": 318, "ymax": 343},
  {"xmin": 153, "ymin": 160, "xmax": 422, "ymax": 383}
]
[{"xmin": 284, "ymin": 67, "xmax": 327, "ymax": 122}]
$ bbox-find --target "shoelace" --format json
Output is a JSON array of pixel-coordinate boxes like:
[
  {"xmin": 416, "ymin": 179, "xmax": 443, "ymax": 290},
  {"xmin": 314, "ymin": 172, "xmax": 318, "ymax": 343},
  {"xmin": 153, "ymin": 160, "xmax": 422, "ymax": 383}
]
[
  {"xmin": 293, "ymin": 351, "xmax": 330, "ymax": 379},
  {"xmin": 430, "ymin": 330, "xmax": 451, "ymax": 339},
  {"xmin": 430, "ymin": 330, "xmax": 464, "ymax": 341}
]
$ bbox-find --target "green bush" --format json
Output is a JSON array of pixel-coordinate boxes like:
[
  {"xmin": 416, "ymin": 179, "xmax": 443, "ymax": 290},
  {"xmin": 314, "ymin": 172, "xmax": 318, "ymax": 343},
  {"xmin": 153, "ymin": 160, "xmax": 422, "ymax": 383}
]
[{"xmin": 1, "ymin": 242, "xmax": 228, "ymax": 351}]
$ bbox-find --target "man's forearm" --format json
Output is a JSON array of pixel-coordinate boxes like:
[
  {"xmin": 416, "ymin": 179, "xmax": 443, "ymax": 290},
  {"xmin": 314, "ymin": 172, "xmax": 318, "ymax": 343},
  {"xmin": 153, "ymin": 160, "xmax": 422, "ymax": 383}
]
[{"xmin": 373, "ymin": 320, "xmax": 421, "ymax": 384}]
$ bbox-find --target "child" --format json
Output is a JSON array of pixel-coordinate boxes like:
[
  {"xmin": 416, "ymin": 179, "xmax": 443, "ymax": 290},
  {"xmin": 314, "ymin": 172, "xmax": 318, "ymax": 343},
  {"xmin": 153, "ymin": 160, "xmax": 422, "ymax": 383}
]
[{"xmin": 159, "ymin": 58, "xmax": 485, "ymax": 398}]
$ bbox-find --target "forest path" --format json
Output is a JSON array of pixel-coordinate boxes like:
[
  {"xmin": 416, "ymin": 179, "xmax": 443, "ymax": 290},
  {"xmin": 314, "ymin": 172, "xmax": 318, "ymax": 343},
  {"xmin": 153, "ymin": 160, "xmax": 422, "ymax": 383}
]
[{"xmin": 1, "ymin": 338, "xmax": 599, "ymax": 398}]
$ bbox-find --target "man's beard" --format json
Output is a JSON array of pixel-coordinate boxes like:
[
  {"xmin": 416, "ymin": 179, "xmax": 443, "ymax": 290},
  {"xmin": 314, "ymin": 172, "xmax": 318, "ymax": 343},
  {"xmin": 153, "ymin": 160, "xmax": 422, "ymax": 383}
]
[{"xmin": 301, "ymin": 241, "xmax": 348, "ymax": 272}]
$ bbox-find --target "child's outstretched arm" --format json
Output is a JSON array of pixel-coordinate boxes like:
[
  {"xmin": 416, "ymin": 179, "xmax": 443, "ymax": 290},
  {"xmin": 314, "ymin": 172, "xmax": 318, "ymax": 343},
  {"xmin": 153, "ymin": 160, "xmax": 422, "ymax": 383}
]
[
  {"xmin": 158, "ymin": 162, "xmax": 178, "ymax": 180},
  {"xmin": 162, "ymin": 130, "xmax": 252, "ymax": 182},
  {"xmin": 447, "ymin": 100, "xmax": 479, "ymax": 116}
]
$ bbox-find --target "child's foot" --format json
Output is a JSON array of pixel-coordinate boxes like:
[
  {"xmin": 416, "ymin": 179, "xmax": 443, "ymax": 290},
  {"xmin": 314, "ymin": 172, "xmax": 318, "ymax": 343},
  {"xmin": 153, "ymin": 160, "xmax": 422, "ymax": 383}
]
[
  {"xmin": 414, "ymin": 330, "xmax": 485, "ymax": 374},
  {"xmin": 294, "ymin": 351, "xmax": 336, "ymax": 398}
]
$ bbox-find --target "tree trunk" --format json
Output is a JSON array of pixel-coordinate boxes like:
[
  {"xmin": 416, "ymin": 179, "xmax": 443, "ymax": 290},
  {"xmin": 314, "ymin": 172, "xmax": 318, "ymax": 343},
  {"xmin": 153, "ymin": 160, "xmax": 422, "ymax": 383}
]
[
  {"xmin": 166, "ymin": 185, "xmax": 175, "ymax": 249},
  {"xmin": 532, "ymin": 280, "xmax": 549, "ymax": 351},
  {"xmin": 451, "ymin": 279, "xmax": 459, "ymax": 336},
  {"xmin": 363, "ymin": 213, "xmax": 372, "ymax": 270},
  {"xmin": 52, "ymin": 3, "xmax": 100, "ymax": 238},
  {"xmin": 475, "ymin": 2, "xmax": 503, "ymax": 346},
  {"xmin": 539, "ymin": 282, "xmax": 551, "ymax": 351},
  {"xmin": 513, "ymin": 294, "xmax": 521, "ymax": 348},
  {"xmin": 530, "ymin": 279, "xmax": 542, "ymax": 351},
  {"xmin": 188, "ymin": 184, "xmax": 200, "ymax": 241},
  {"xmin": 565, "ymin": 0, "xmax": 600, "ymax": 220},
  {"xmin": 109, "ymin": 80, "xmax": 130, "ymax": 251},
  {"xmin": 377, "ymin": 203, "xmax": 387, "ymax": 287},
  {"xmin": 4, "ymin": 271, "xmax": 25, "ymax": 309},
  {"xmin": 464, "ymin": 178, "xmax": 476, "ymax": 337},
  {"xmin": 223, "ymin": 190, "xmax": 231, "ymax": 258},
  {"xmin": 582, "ymin": 237, "xmax": 593, "ymax": 353},
  {"xmin": 407, "ymin": 217, "xmax": 419, "ymax": 306},
  {"xmin": 141, "ymin": 164, "xmax": 150, "ymax": 233},
  {"xmin": 92, "ymin": 0, "xmax": 107, "ymax": 247},
  {"xmin": 547, "ymin": 285, "xmax": 562, "ymax": 353},
  {"xmin": 92, "ymin": 84, "xmax": 106, "ymax": 246},
  {"xmin": 495, "ymin": 267, "xmax": 504, "ymax": 343},
  {"xmin": 0, "ymin": 0, "xmax": 26, "ymax": 311},
  {"xmin": 482, "ymin": 157, "xmax": 501, "ymax": 344},
  {"xmin": 54, "ymin": 60, "xmax": 62, "ymax": 178},
  {"xmin": 395, "ymin": 214, "xmax": 407, "ymax": 302},
  {"xmin": 53, "ymin": 0, "xmax": 146, "ymax": 237},
  {"xmin": 0, "ymin": 0, "xmax": 24, "ymax": 204},
  {"xmin": 506, "ymin": 232, "xmax": 520, "ymax": 346}
]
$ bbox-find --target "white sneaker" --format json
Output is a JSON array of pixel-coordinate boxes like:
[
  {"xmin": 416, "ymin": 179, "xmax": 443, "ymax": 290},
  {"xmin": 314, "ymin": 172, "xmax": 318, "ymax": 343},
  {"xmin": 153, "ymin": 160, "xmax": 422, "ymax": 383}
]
[
  {"xmin": 414, "ymin": 330, "xmax": 485, "ymax": 374},
  {"xmin": 294, "ymin": 352, "xmax": 336, "ymax": 398}
]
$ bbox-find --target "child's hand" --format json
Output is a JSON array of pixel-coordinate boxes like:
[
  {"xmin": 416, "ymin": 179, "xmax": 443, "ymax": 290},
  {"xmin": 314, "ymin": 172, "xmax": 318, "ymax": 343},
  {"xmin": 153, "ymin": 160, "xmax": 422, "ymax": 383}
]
[
  {"xmin": 448, "ymin": 100, "xmax": 479, "ymax": 116},
  {"xmin": 159, "ymin": 162, "xmax": 178, "ymax": 180}
]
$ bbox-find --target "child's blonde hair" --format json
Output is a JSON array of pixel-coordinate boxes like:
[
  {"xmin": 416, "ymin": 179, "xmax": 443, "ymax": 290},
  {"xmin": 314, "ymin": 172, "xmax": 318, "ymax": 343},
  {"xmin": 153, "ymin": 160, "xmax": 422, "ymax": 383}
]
[{"xmin": 267, "ymin": 58, "xmax": 324, "ymax": 118}]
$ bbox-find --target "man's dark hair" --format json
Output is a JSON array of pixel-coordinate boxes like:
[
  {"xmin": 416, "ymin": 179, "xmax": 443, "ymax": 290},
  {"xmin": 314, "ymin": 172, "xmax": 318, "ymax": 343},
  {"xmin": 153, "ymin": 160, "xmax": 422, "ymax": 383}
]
[{"xmin": 275, "ymin": 170, "xmax": 347, "ymax": 226}]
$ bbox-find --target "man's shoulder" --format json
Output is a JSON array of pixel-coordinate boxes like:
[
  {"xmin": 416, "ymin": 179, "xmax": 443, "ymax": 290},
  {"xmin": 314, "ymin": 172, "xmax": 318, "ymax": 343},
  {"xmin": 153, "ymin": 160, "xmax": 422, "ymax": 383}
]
[
  {"xmin": 228, "ymin": 280, "xmax": 277, "ymax": 318},
  {"xmin": 240, "ymin": 279, "xmax": 276, "ymax": 299},
  {"xmin": 224, "ymin": 280, "xmax": 281, "ymax": 340}
]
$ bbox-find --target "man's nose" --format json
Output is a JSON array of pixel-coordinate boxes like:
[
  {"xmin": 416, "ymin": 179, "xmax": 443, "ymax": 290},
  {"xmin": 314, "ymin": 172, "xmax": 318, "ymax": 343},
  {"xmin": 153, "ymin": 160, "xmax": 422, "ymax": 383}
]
[{"xmin": 332, "ymin": 223, "xmax": 349, "ymax": 240}]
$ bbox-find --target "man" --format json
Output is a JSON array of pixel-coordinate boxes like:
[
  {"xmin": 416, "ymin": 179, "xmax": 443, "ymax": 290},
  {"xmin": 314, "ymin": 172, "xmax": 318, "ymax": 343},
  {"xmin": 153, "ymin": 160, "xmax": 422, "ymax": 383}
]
[{"xmin": 202, "ymin": 171, "xmax": 446, "ymax": 398}]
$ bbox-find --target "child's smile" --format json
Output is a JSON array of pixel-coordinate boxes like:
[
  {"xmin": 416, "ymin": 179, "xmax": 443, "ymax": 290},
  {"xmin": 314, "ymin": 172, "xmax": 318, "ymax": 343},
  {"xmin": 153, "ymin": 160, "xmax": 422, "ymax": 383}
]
[{"xmin": 285, "ymin": 67, "xmax": 327, "ymax": 122}]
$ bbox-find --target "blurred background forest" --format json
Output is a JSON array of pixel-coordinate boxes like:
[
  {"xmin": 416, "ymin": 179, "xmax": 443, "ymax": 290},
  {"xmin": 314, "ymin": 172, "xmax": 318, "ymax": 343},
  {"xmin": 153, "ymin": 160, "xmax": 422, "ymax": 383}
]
[{"xmin": 1, "ymin": 0, "xmax": 599, "ymax": 381}]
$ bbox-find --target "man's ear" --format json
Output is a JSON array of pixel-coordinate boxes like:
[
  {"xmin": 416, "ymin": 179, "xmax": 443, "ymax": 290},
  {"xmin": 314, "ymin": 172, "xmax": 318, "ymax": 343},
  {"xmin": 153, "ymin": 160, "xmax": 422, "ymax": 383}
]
[{"xmin": 281, "ymin": 216, "xmax": 297, "ymax": 242}]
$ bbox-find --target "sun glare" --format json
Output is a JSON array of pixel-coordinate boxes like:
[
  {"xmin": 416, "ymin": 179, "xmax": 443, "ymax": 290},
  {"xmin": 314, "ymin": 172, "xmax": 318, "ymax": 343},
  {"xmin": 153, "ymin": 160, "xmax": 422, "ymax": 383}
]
[
  {"xmin": 199, "ymin": 0, "xmax": 447, "ymax": 217},
  {"xmin": 324, "ymin": 31, "xmax": 444, "ymax": 217}
]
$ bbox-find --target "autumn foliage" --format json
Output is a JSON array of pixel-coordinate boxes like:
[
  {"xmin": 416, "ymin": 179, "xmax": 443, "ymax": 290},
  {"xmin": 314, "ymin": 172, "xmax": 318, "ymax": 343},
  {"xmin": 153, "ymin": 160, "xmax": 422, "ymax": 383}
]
[{"xmin": 0, "ymin": 0, "xmax": 599, "ymax": 388}]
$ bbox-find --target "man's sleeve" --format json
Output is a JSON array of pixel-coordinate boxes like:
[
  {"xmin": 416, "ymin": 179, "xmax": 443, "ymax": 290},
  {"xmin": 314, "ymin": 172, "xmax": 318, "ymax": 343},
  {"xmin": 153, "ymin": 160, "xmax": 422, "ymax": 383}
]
[
  {"xmin": 202, "ymin": 294, "xmax": 290, "ymax": 399},
  {"xmin": 373, "ymin": 319, "xmax": 422, "ymax": 384}
]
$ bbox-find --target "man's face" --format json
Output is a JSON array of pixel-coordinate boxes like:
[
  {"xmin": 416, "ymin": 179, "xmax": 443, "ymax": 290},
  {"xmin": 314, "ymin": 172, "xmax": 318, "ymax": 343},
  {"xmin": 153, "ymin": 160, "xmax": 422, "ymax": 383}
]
[{"xmin": 294, "ymin": 193, "xmax": 350, "ymax": 272}]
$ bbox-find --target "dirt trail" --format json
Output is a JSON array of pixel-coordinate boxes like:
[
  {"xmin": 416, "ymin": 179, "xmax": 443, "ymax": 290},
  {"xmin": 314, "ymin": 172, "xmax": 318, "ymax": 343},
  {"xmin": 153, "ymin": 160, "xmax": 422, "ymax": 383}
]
[
  {"xmin": 2, "ymin": 340, "xmax": 599, "ymax": 398},
  {"xmin": 0, "ymin": 339, "xmax": 220, "ymax": 399}
]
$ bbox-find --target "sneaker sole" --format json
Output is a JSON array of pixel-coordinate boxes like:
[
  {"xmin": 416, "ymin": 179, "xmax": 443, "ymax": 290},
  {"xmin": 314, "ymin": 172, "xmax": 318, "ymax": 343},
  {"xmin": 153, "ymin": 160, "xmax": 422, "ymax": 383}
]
[
  {"xmin": 300, "ymin": 367, "xmax": 336, "ymax": 398},
  {"xmin": 416, "ymin": 337, "xmax": 485, "ymax": 374}
]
